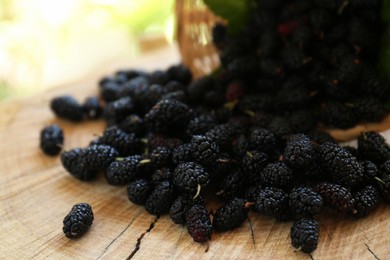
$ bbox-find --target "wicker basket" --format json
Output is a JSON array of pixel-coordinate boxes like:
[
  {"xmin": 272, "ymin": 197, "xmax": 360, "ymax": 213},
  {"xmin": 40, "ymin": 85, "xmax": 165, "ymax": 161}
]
[
  {"xmin": 175, "ymin": 0, "xmax": 221, "ymax": 79},
  {"xmin": 175, "ymin": 0, "xmax": 390, "ymax": 141}
]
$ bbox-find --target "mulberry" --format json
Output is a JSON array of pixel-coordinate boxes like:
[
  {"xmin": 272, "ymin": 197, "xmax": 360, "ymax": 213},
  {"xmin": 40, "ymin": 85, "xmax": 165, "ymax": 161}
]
[
  {"xmin": 145, "ymin": 181, "xmax": 175, "ymax": 215},
  {"xmin": 213, "ymin": 198, "xmax": 251, "ymax": 231},
  {"xmin": 173, "ymin": 162, "xmax": 209, "ymax": 198},
  {"xmin": 289, "ymin": 186, "xmax": 323, "ymax": 217},
  {"xmin": 63, "ymin": 203, "xmax": 94, "ymax": 239},
  {"xmin": 284, "ymin": 134, "xmax": 315, "ymax": 170},
  {"xmin": 317, "ymin": 142, "xmax": 363, "ymax": 187},
  {"xmin": 40, "ymin": 124, "xmax": 64, "ymax": 156},
  {"xmin": 50, "ymin": 95, "xmax": 84, "ymax": 122},
  {"xmin": 185, "ymin": 204, "xmax": 212, "ymax": 243},
  {"xmin": 127, "ymin": 179, "xmax": 152, "ymax": 205},
  {"xmin": 358, "ymin": 131, "xmax": 390, "ymax": 164},
  {"xmin": 315, "ymin": 182, "xmax": 354, "ymax": 213},
  {"xmin": 290, "ymin": 218, "xmax": 319, "ymax": 253},
  {"xmin": 353, "ymin": 186, "xmax": 381, "ymax": 218},
  {"xmin": 191, "ymin": 135, "xmax": 220, "ymax": 166}
]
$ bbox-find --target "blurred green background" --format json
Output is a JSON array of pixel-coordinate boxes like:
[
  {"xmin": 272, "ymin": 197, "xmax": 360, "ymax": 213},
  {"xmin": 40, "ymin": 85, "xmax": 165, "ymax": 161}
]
[{"xmin": 0, "ymin": 0, "xmax": 175, "ymax": 100}]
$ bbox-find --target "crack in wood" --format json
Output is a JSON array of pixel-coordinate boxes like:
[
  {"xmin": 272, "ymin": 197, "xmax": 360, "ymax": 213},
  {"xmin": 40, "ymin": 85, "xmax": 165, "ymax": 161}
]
[
  {"xmin": 96, "ymin": 210, "xmax": 141, "ymax": 260},
  {"xmin": 365, "ymin": 243, "xmax": 381, "ymax": 260},
  {"xmin": 126, "ymin": 216, "xmax": 160, "ymax": 260},
  {"xmin": 247, "ymin": 217, "xmax": 256, "ymax": 248},
  {"xmin": 360, "ymin": 228, "xmax": 371, "ymax": 242}
]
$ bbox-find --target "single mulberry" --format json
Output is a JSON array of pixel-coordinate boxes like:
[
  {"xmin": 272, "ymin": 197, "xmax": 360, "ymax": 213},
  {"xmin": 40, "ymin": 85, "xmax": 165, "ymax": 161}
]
[
  {"xmin": 191, "ymin": 135, "xmax": 220, "ymax": 166},
  {"xmin": 145, "ymin": 181, "xmax": 175, "ymax": 215},
  {"xmin": 212, "ymin": 198, "xmax": 251, "ymax": 231},
  {"xmin": 358, "ymin": 131, "xmax": 390, "ymax": 164},
  {"xmin": 284, "ymin": 134, "xmax": 315, "ymax": 170},
  {"xmin": 127, "ymin": 179, "xmax": 152, "ymax": 205},
  {"xmin": 248, "ymin": 128, "xmax": 276, "ymax": 153},
  {"xmin": 63, "ymin": 203, "xmax": 94, "ymax": 239},
  {"xmin": 353, "ymin": 186, "xmax": 381, "ymax": 218},
  {"xmin": 315, "ymin": 182, "xmax": 354, "ymax": 213},
  {"xmin": 145, "ymin": 99, "xmax": 193, "ymax": 134},
  {"xmin": 289, "ymin": 186, "xmax": 323, "ymax": 217},
  {"xmin": 97, "ymin": 126, "xmax": 142, "ymax": 156},
  {"xmin": 105, "ymin": 155, "xmax": 151, "ymax": 185},
  {"xmin": 260, "ymin": 161, "xmax": 294, "ymax": 189},
  {"xmin": 173, "ymin": 162, "xmax": 209, "ymax": 198},
  {"xmin": 40, "ymin": 124, "xmax": 64, "ymax": 156},
  {"xmin": 254, "ymin": 187, "xmax": 291, "ymax": 221},
  {"xmin": 290, "ymin": 218, "xmax": 319, "ymax": 253},
  {"xmin": 103, "ymin": 96, "xmax": 134, "ymax": 122},
  {"xmin": 185, "ymin": 204, "xmax": 212, "ymax": 243},
  {"xmin": 50, "ymin": 95, "xmax": 84, "ymax": 122},
  {"xmin": 83, "ymin": 96, "xmax": 102, "ymax": 119},
  {"xmin": 317, "ymin": 142, "xmax": 363, "ymax": 187}
]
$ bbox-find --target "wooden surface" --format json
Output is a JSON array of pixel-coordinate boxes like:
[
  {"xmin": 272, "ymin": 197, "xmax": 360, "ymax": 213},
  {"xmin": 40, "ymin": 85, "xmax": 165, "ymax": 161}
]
[{"xmin": 1, "ymin": 46, "xmax": 390, "ymax": 260}]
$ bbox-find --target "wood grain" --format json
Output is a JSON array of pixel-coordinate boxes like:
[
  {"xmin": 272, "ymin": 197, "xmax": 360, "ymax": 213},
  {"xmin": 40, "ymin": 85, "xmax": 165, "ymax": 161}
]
[{"xmin": 1, "ymin": 46, "xmax": 390, "ymax": 259}]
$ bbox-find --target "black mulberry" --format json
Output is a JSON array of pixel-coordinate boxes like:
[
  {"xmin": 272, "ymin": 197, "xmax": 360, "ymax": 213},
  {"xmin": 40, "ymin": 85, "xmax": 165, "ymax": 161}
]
[
  {"xmin": 213, "ymin": 198, "xmax": 251, "ymax": 231},
  {"xmin": 63, "ymin": 203, "xmax": 94, "ymax": 239},
  {"xmin": 185, "ymin": 204, "xmax": 212, "ymax": 243},
  {"xmin": 290, "ymin": 218, "xmax": 319, "ymax": 253},
  {"xmin": 40, "ymin": 124, "xmax": 64, "ymax": 156},
  {"xmin": 289, "ymin": 186, "xmax": 323, "ymax": 217},
  {"xmin": 50, "ymin": 95, "xmax": 84, "ymax": 122}
]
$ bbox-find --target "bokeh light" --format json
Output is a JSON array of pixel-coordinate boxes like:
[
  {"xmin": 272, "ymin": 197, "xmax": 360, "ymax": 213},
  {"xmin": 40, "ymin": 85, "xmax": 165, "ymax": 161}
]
[{"xmin": 0, "ymin": 0, "xmax": 175, "ymax": 100}]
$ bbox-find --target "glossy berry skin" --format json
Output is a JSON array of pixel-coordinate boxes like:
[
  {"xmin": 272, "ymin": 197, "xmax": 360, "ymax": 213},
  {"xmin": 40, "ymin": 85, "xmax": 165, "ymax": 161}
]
[
  {"xmin": 353, "ymin": 186, "xmax": 381, "ymax": 218},
  {"xmin": 50, "ymin": 95, "xmax": 84, "ymax": 122},
  {"xmin": 63, "ymin": 203, "xmax": 94, "ymax": 239},
  {"xmin": 212, "ymin": 198, "xmax": 249, "ymax": 231},
  {"xmin": 358, "ymin": 131, "xmax": 390, "ymax": 164},
  {"xmin": 289, "ymin": 186, "xmax": 323, "ymax": 217},
  {"xmin": 127, "ymin": 179, "xmax": 152, "ymax": 205},
  {"xmin": 317, "ymin": 142, "xmax": 363, "ymax": 188},
  {"xmin": 173, "ymin": 162, "xmax": 209, "ymax": 197},
  {"xmin": 40, "ymin": 124, "xmax": 64, "ymax": 156},
  {"xmin": 185, "ymin": 204, "xmax": 212, "ymax": 243},
  {"xmin": 290, "ymin": 218, "xmax": 319, "ymax": 253},
  {"xmin": 145, "ymin": 181, "xmax": 175, "ymax": 215},
  {"xmin": 315, "ymin": 183, "xmax": 354, "ymax": 213}
]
